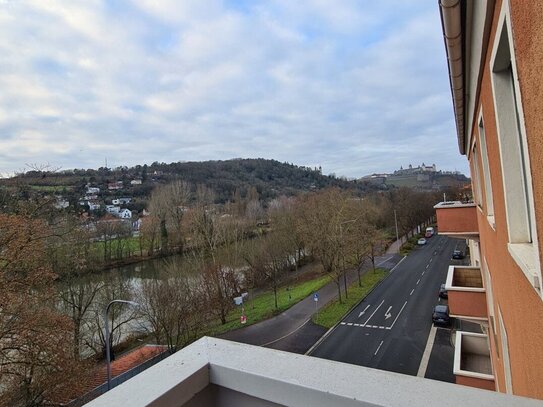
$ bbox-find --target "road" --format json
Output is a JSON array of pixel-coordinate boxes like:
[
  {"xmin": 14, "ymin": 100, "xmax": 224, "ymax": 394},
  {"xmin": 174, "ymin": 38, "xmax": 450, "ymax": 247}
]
[{"xmin": 310, "ymin": 234, "xmax": 465, "ymax": 379}]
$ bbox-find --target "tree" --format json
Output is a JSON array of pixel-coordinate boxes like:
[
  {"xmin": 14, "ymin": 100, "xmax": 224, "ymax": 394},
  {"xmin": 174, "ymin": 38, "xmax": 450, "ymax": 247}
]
[{"xmin": 0, "ymin": 214, "xmax": 89, "ymax": 406}]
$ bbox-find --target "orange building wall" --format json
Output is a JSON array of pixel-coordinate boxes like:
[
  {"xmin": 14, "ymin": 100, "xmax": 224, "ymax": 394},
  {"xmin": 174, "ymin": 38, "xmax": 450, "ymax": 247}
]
[
  {"xmin": 456, "ymin": 376, "xmax": 496, "ymax": 392},
  {"xmin": 465, "ymin": 0, "xmax": 543, "ymax": 399},
  {"xmin": 435, "ymin": 206, "xmax": 478, "ymax": 234},
  {"xmin": 448, "ymin": 291, "xmax": 487, "ymax": 319}
]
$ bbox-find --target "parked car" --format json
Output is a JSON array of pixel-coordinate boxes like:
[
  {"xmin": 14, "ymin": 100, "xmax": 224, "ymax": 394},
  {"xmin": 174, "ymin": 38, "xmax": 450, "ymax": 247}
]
[
  {"xmin": 439, "ymin": 284, "xmax": 448, "ymax": 299},
  {"xmin": 425, "ymin": 227, "xmax": 435, "ymax": 238},
  {"xmin": 417, "ymin": 238, "xmax": 427, "ymax": 245},
  {"xmin": 452, "ymin": 249, "xmax": 465, "ymax": 259},
  {"xmin": 432, "ymin": 305, "xmax": 450, "ymax": 326}
]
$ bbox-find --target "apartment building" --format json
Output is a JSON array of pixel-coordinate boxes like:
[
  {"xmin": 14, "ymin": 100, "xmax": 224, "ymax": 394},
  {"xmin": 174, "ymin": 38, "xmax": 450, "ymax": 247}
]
[{"xmin": 435, "ymin": 0, "xmax": 543, "ymax": 399}]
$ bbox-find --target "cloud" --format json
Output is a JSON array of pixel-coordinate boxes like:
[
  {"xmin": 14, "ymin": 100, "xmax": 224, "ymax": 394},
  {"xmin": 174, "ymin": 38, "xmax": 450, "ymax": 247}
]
[{"xmin": 0, "ymin": 0, "xmax": 467, "ymax": 177}]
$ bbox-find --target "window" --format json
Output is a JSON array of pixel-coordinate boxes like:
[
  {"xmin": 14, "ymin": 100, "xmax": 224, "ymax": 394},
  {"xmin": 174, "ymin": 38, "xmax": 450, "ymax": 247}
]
[
  {"xmin": 491, "ymin": 1, "xmax": 541, "ymax": 294},
  {"xmin": 471, "ymin": 142, "xmax": 483, "ymax": 208},
  {"xmin": 478, "ymin": 115, "xmax": 495, "ymax": 224}
]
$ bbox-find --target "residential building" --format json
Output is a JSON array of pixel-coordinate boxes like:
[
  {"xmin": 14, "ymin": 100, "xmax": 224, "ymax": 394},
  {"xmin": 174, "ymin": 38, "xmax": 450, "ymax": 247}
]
[
  {"xmin": 435, "ymin": 0, "xmax": 543, "ymax": 399},
  {"xmin": 88, "ymin": 201, "xmax": 101, "ymax": 211},
  {"xmin": 108, "ymin": 181, "xmax": 123, "ymax": 190},
  {"xmin": 130, "ymin": 179, "xmax": 142, "ymax": 185},
  {"xmin": 119, "ymin": 208, "xmax": 132, "ymax": 219},
  {"xmin": 54, "ymin": 198, "xmax": 69, "ymax": 209},
  {"xmin": 105, "ymin": 205, "xmax": 120, "ymax": 215}
]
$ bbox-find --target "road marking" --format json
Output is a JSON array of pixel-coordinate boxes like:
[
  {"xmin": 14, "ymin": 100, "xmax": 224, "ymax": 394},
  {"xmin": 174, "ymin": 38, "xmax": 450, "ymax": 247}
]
[
  {"xmin": 362, "ymin": 299, "xmax": 384, "ymax": 326},
  {"xmin": 340, "ymin": 322, "xmax": 346, "ymax": 325},
  {"xmin": 379, "ymin": 326, "xmax": 385, "ymax": 329},
  {"xmin": 389, "ymin": 256, "xmax": 407, "ymax": 273},
  {"xmin": 429, "ymin": 258, "xmax": 433, "ymax": 263},
  {"xmin": 417, "ymin": 325, "xmax": 438, "ymax": 377},
  {"xmin": 426, "ymin": 264, "xmax": 429, "ymax": 269},
  {"xmin": 371, "ymin": 325, "xmax": 379, "ymax": 328},
  {"xmin": 422, "ymin": 271, "xmax": 425, "ymax": 276},
  {"xmin": 410, "ymin": 288, "xmax": 414, "ymax": 296},
  {"xmin": 374, "ymin": 340, "xmax": 384, "ymax": 355},
  {"xmin": 384, "ymin": 306, "xmax": 392, "ymax": 320},
  {"xmin": 386, "ymin": 301, "xmax": 408, "ymax": 330},
  {"xmin": 260, "ymin": 318, "xmax": 311, "ymax": 346},
  {"xmin": 376, "ymin": 256, "xmax": 393, "ymax": 266},
  {"xmin": 347, "ymin": 323, "xmax": 353, "ymax": 326},
  {"xmin": 416, "ymin": 279, "xmax": 421, "ymax": 285},
  {"xmin": 358, "ymin": 304, "xmax": 371, "ymax": 318}
]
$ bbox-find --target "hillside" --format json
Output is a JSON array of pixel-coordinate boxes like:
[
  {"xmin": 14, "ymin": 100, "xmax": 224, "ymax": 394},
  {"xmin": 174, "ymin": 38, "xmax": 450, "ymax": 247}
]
[{"xmin": 0, "ymin": 158, "xmax": 376, "ymax": 205}]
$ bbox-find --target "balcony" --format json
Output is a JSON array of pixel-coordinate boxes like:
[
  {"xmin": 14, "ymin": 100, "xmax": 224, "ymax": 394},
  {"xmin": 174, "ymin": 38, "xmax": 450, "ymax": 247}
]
[
  {"xmin": 85, "ymin": 337, "xmax": 540, "ymax": 407},
  {"xmin": 454, "ymin": 331, "xmax": 495, "ymax": 391},
  {"xmin": 445, "ymin": 266, "xmax": 488, "ymax": 321},
  {"xmin": 434, "ymin": 201, "xmax": 479, "ymax": 240}
]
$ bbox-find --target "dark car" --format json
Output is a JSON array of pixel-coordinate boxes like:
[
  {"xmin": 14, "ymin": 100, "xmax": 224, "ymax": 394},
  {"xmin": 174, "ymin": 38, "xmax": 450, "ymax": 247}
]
[
  {"xmin": 439, "ymin": 284, "xmax": 448, "ymax": 299},
  {"xmin": 452, "ymin": 249, "xmax": 465, "ymax": 259},
  {"xmin": 432, "ymin": 305, "xmax": 450, "ymax": 326}
]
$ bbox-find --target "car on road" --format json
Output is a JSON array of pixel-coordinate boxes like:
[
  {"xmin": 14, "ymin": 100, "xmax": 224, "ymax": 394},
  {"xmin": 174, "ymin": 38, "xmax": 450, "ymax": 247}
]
[
  {"xmin": 417, "ymin": 238, "xmax": 427, "ymax": 245},
  {"xmin": 432, "ymin": 305, "xmax": 450, "ymax": 326},
  {"xmin": 425, "ymin": 227, "xmax": 435, "ymax": 238},
  {"xmin": 439, "ymin": 284, "xmax": 448, "ymax": 299},
  {"xmin": 452, "ymin": 249, "xmax": 465, "ymax": 259}
]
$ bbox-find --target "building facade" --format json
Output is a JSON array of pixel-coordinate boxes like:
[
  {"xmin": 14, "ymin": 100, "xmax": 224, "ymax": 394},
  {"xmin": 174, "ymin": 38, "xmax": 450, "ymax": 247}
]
[{"xmin": 436, "ymin": 0, "xmax": 543, "ymax": 399}]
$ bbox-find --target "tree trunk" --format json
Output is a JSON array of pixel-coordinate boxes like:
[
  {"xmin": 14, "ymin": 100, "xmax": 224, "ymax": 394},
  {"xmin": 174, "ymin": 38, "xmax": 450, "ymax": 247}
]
[
  {"xmin": 343, "ymin": 270, "xmax": 348, "ymax": 299},
  {"xmin": 336, "ymin": 278, "xmax": 342, "ymax": 304}
]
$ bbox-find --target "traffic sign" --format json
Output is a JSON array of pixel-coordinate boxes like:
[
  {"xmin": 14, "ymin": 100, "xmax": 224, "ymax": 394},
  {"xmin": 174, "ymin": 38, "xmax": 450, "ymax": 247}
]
[
  {"xmin": 313, "ymin": 293, "xmax": 319, "ymax": 302},
  {"xmin": 240, "ymin": 315, "xmax": 247, "ymax": 324}
]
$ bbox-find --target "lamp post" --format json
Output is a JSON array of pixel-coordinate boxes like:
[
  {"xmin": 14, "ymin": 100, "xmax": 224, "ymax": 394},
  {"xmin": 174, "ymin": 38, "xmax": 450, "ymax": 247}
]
[
  {"xmin": 104, "ymin": 300, "xmax": 139, "ymax": 391},
  {"xmin": 393, "ymin": 210, "xmax": 399, "ymax": 244}
]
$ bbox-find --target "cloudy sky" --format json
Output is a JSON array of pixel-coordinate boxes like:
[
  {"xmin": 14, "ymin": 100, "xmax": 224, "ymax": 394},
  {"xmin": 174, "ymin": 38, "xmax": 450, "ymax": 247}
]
[{"xmin": 0, "ymin": 0, "xmax": 468, "ymax": 177}]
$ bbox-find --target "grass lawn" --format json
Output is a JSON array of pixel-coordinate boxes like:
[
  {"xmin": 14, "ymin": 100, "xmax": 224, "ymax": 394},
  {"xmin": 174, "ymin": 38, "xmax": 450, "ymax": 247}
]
[
  {"xmin": 207, "ymin": 273, "xmax": 331, "ymax": 336},
  {"xmin": 312, "ymin": 268, "xmax": 388, "ymax": 329}
]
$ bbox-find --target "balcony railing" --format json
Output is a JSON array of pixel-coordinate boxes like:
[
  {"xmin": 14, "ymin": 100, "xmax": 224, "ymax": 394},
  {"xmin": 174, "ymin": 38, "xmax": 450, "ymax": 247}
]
[
  {"xmin": 434, "ymin": 201, "xmax": 479, "ymax": 239},
  {"xmin": 454, "ymin": 331, "xmax": 495, "ymax": 391},
  {"xmin": 445, "ymin": 266, "xmax": 488, "ymax": 321}
]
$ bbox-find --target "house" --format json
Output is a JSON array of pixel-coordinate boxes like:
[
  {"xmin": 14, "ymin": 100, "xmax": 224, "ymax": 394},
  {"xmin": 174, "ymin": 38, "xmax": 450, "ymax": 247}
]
[
  {"xmin": 119, "ymin": 208, "xmax": 132, "ymax": 219},
  {"xmin": 105, "ymin": 205, "xmax": 120, "ymax": 215},
  {"xmin": 86, "ymin": 186, "xmax": 100, "ymax": 194},
  {"xmin": 434, "ymin": 0, "xmax": 543, "ymax": 399},
  {"xmin": 119, "ymin": 197, "xmax": 132, "ymax": 205},
  {"xmin": 130, "ymin": 179, "xmax": 142, "ymax": 185},
  {"xmin": 108, "ymin": 181, "xmax": 123, "ymax": 190},
  {"xmin": 132, "ymin": 218, "xmax": 142, "ymax": 231},
  {"xmin": 111, "ymin": 199, "xmax": 120, "ymax": 205},
  {"xmin": 54, "ymin": 198, "xmax": 69, "ymax": 209},
  {"xmin": 88, "ymin": 201, "xmax": 101, "ymax": 211}
]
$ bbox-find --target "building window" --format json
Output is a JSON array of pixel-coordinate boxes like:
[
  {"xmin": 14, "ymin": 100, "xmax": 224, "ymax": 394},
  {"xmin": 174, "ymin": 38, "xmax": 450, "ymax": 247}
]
[
  {"xmin": 478, "ymin": 115, "xmax": 495, "ymax": 225},
  {"xmin": 471, "ymin": 142, "xmax": 483, "ymax": 208},
  {"xmin": 490, "ymin": 2, "xmax": 541, "ymax": 294}
]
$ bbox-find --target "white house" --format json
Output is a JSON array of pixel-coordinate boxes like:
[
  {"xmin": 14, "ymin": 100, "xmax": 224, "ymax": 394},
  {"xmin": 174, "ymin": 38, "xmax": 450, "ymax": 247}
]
[
  {"xmin": 130, "ymin": 179, "xmax": 142, "ymax": 185},
  {"xmin": 112, "ymin": 199, "xmax": 120, "ymax": 205},
  {"xmin": 54, "ymin": 199, "xmax": 69, "ymax": 209},
  {"xmin": 86, "ymin": 186, "xmax": 100, "ymax": 194},
  {"xmin": 118, "ymin": 197, "xmax": 132, "ymax": 204},
  {"xmin": 105, "ymin": 205, "xmax": 120, "ymax": 214},
  {"xmin": 88, "ymin": 201, "xmax": 101, "ymax": 211},
  {"xmin": 119, "ymin": 208, "xmax": 132, "ymax": 219}
]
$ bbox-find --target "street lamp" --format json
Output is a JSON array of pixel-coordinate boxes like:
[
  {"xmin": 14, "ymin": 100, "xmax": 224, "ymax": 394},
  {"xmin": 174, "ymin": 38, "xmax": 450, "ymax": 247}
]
[
  {"xmin": 393, "ymin": 209, "xmax": 399, "ymax": 244},
  {"xmin": 104, "ymin": 299, "xmax": 139, "ymax": 391}
]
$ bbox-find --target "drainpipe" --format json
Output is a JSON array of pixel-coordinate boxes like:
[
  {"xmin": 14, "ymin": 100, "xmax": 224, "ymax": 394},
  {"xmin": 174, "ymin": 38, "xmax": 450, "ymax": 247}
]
[{"xmin": 439, "ymin": 0, "xmax": 465, "ymax": 154}]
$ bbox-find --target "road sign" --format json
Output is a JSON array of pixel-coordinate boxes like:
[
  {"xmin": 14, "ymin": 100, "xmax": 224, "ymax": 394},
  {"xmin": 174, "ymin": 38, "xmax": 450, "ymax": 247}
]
[
  {"xmin": 313, "ymin": 293, "xmax": 319, "ymax": 302},
  {"xmin": 240, "ymin": 315, "xmax": 247, "ymax": 324}
]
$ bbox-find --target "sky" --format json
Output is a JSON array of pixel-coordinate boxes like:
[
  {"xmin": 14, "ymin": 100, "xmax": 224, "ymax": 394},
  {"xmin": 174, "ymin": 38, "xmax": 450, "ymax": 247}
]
[{"xmin": 0, "ymin": 0, "xmax": 469, "ymax": 178}]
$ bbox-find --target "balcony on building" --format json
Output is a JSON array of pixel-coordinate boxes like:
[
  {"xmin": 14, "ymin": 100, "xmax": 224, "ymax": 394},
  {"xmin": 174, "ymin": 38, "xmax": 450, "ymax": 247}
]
[
  {"xmin": 454, "ymin": 331, "xmax": 495, "ymax": 391},
  {"xmin": 434, "ymin": 201, "xmax": 479, "ymax": 240},
  {"xmin": 85, "ymin": 337, "xmax": 541, "ymax": 407},
  {"xmin": 445, "ymin": 265, "xmax": 488, "ymax": 322}
]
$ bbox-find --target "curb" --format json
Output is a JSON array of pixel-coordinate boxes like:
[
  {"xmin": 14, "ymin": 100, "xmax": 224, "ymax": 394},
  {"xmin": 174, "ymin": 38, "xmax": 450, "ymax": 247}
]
[{"xmin": 306, "ymin": 256, "xmax": 406, "ymax": 356}]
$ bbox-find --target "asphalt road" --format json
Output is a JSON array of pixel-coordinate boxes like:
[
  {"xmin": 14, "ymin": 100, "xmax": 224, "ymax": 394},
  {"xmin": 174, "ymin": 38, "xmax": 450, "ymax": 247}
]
[{"xmin": 310, "ymin": 234, "xmax": 465, "ymax": 379}]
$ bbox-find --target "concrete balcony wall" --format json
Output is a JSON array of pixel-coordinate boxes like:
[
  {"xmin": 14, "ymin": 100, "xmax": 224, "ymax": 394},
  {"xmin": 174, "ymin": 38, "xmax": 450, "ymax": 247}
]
[
  {"xmin": 454, "ymin": 332, "xmax": 495, "ymax": 391},
  {"xmin": 446, "ymin": 266, "xmax": 488, "ymax": 320},
  {"xmin": 434, "ymin": 201, "xmax": 479, "ymax": 239},
  {"xmin": 84, "ymin": 337, "xmax": 542, "ymax": 407}
]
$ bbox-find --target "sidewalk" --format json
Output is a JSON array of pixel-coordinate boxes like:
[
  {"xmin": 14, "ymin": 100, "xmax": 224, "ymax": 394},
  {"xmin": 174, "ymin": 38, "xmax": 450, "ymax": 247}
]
[{"xmin": 218, "ymin": 252, "xmax": 402, "ymax": 349}]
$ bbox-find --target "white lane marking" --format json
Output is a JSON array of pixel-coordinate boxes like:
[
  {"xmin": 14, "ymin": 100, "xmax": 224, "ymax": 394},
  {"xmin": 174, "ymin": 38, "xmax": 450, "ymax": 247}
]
[
  {"xmin": 379, "ymin": 326, "xmax": 385, "ymax": 329},
  {"xmin": 416, "ymin": 279, "xmax": 421, "ymax": 285},
  {"xmin": 340, "ymin": 322, "xmax": 346, "ymax": 325},
  {"xmin": 347, "ymin": 323, "xmax": 353, "ymax": 326},
  {"xmin": 358, "ymin": 304, "xmax": 371, "ymax": 318},
  {"xmin": 386, "ymin": 301, "xmax": 408, "ymax": 330},
  {"xmin": 410, "ymin": 288, "xmax": 415, "ymax": 296},
  {"xmin": 376, "ymin": 256, "xmax": 393, "ymax": 266},
  {"xmin": 353, "ymin": 323, "xmax": 360, "ymax": 327},
  {"xmin": 260, "ymin": 318, "xmax": 310, "ymax": 346},
  {"xmin": 417, "ymin": 325, "xmax": 438, "ymax": 377},
  {"xmin": 362, "ymin": 299, "xmax": 384, "ymax": 326},
  {"xmin": 426, "ymin": 264, "xmax": 429, "ymax": 269},
  {"xmin": 422, "ymin": 271, "xmax": 425, "ymax": 276},
  {"xmin": 429, "ymin": 258, "xmax": 433, "ymax": 263},
  {"xmin": 389, "ymin": 256, "xmax": 407, "ymax": 273},
  {"xmin": 371, "ymin": 325, "xmax": 379, "ymax": 328},
  {"xmin": 384, "ymin": 306, "xmax": 392, "ymax": 320},
  {"xmin": 374, "ymin": 340, "xmax": 384, "ymax": 355}
]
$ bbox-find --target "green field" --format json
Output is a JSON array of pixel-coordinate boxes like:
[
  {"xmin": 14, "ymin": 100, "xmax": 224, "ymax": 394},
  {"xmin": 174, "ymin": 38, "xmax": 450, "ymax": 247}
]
[{"xmin": 312, "ymin": 268, "xmax": 388, "ymax": 328}]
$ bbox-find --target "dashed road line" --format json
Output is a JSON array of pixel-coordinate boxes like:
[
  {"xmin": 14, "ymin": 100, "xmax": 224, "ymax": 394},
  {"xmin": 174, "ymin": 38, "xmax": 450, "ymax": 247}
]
[
  {"xmin": 422, "ymin": 271, "xmax": 425, "ymax": 276},
  {"xmin": 374, "ymin": 340, "xmax": 384, "ymax": 355},
  {"xmin": 416, "ymin": 279, "xmax": 421, "ymax": 285},
  {"xmin": 410, "ymin": 288, "xmax": 415, "ymax": 296},
  {"xmin": 426, "ymin": 264, "xmax": 429, "ymax": 269}
]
